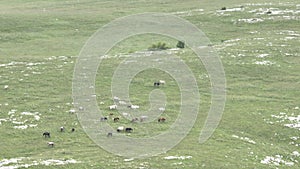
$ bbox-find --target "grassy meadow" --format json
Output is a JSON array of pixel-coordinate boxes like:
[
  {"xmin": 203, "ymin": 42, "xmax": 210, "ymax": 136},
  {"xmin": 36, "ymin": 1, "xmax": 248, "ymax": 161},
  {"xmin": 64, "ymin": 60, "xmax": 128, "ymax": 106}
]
[{"xmin": 0, "ymin": 0, "xmax": 300, "ymax": 168}]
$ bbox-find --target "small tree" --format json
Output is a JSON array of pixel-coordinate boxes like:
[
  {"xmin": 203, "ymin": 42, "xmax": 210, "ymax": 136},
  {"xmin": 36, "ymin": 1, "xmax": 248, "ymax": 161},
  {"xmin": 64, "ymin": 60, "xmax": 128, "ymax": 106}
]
[
  {"xmin": 176, "ymin": 41, "xmax": 185, "ymax": 48},
  {"xmin": 148, "ymin": 42, "xmax": 169, "ymax": 51}
]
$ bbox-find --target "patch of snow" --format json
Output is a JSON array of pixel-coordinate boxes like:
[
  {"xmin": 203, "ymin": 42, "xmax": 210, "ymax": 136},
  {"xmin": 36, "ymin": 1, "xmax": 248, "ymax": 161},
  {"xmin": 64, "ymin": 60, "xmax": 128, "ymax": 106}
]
[
  {"xmin": 224, "ymin": 38, "xmax": 241, "ymax": 43},
  {"xmin": 0, "ymin": 157, "xmax": 26, "ymax": 167},
  {"xmin": 124, "ymin": 158, "xmax": 134, "ymax": 162},
  {"xmin": 270, "ymin": 112, "xmax": 300, "ymax": 130},
  {"xmin": 119, "ymin": 101, "xmax": 127, "ymax": 105},
  {"xmin": 290, "ymin": 136, "xmax": 299, "ymax": 141},
  {"xmin": 218, "ymin": 7, "xmax": 244, "ymax": 13},
  {"xmin": 28, "ymin": 124, "xmax": 38, "ymax": 127},
  {"xmin": 261, "ymin": 150, "xmax": 300, "ymax": 167},
  {"xmin": 12, "ymin": 121, "xmax": 24, "ymax": 125},
  {"xmin": 69, "ymin": 109, "xmax": 76, "ymax": 113},
  {"xmin": 4, "ymin": 85, "xmax": 9, "ymax": 89},
  {"xmin": 2, "ymin": 110, "xmax": 41, "ymax": 129},
  {"xmin": 40, "ymin": 159, "xmax": 78, "ymax": 166},
  {"xmin": 253, "ymin": 37, "xmax": 265, "ymax": 40},
  {"xmin": 238, "ymin": 18, "xmax": 264, "ymax": 23},
  {"xmin": 164, "ymin": 156, "xmax": 192, "ymax": 160},
  {"xmin": 21, "ymin": 112, "xmax": 40, "ymax": 121},
  {"xmin": 171, "ymin": 8, "xmax": 204, "ymax": 17},
  {"xmin": 13, "ymin": 125, "xmax": 28, "ymax": 129},
  {"xmin": 232, "ymin": 135, "xmax": 256, "ymax": 144},
  {"xmin": 284, "ymin": 36, "xmax": 298, "ymax": 40},
  {"xmin": 257, "ymin": 54, "xmax": 269, "ymax": 58},
  {"xmin": 260, "ymin": 155, "xmax": 294, "ymax": 166},
  {"xmin": 244, "ymin": 3, "xmax": 273, "ymax": 6},
  {"xmin": 0, "ymin": 158, "xmax": 80, "ymax": 168},
  {"xmin": 159, "ymin": 107, "xmax": 165, "ymax": 111},
  {"xmin": 8, "ymin": 110, "xmax": 16, "ymax": 115},
  {"xmin": 292, "ymin": 151, "xmax": 300, "ymax": 157},
  {"xmin": 254, "ymin": 60, "xmax": 275, "ymax": 65}
]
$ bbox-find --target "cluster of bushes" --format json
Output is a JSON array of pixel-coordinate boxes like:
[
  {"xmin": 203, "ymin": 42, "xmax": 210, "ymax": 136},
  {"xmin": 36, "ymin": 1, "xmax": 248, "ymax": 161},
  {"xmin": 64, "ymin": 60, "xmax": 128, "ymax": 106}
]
[{"xmin": 148, "ymin": 41, "xmax": 185, "ymax": 51}]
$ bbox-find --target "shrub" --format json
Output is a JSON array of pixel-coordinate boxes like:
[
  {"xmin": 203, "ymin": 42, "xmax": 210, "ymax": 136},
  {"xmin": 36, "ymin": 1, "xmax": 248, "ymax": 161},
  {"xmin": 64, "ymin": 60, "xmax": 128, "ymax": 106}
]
[
  {"xmin": 176, "ymin": 41, "xmax": 185, "ymax": 48},
  {"xmin": 148, "ymin": 42, "xmax": 169, "ymax": 51}
]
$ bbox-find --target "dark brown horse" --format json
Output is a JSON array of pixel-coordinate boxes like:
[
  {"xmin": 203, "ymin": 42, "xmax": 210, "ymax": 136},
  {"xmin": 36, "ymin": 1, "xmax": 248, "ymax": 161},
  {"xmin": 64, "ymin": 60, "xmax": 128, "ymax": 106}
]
[
  {"xmin": 43, "ymin": 132, "xmax": 50, "ymax": 138},
  {"xmin": 158, "ymin": 117, "xmax": 166, "ymax": 122},
  {"xmin": 113, "ymin": 117, "xmax": 120, "ymax": 122},
  {"xmin": 125, "ymin": 128, "xmax": 133, "ymax": 133}
]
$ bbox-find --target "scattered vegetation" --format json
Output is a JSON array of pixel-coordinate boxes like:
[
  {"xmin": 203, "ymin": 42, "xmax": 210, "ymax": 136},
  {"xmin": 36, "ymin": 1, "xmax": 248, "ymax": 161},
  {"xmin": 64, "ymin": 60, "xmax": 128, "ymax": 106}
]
[
  {"xmin": 0, "ymin": 0, "xmax": 300, "ymax": 168},
  {"xmin": 176, "ymin": 41, "xmax": 185, "ymax": 48},
  {"xmin": 148, "ymin": 42, "xmax": 170, "ymax": 51}
]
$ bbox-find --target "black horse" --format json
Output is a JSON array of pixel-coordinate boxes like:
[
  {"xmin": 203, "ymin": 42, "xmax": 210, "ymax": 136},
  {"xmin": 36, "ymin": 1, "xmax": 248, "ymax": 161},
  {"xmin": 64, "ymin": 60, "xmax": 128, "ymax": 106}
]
[
  {"xmin": 154, "ymin": 82, "xmax": 160, "ymax": 87},
  {"xmin": 43, "ymin": 132, "xmax": 50, "ymax": 138},
  {"xmin": 125, "ymin": 128, "xmax": 133, "ymax": 133}
]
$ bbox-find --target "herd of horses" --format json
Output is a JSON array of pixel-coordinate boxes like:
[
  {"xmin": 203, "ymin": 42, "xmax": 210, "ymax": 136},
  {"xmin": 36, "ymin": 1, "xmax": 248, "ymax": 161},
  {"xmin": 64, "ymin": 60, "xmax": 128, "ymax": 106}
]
[
  {"xmin": 43, "ymin": 80, "xmax": 167, "ymax": 146},
  {"xmin": 43, "ymin": 127, "xmax": 75, "ymax": 147}
]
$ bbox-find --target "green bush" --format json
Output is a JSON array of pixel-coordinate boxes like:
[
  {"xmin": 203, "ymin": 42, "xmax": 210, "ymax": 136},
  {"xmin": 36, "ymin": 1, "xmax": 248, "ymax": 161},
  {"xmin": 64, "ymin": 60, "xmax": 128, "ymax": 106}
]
[
  {"xmin": 148, "ymin": 42, "xmax": 169, "ymax": 51},
  {"xmin": 176, "ymin": 41, "xmax": 185, "ymax": 48}
]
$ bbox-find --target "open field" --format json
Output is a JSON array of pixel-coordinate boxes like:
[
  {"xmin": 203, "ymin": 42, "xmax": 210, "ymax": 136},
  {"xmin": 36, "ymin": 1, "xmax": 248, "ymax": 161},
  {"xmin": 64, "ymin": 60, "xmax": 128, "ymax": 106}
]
[{"xmin": 0, "ymin": 0, "xmax": 300, "ymax": 168}]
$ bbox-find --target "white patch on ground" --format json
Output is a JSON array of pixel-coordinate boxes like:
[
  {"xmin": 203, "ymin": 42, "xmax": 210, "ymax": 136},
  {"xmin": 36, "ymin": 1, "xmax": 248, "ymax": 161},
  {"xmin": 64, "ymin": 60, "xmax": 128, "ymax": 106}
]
[
  {"xmin": 124, "ymin": 158, "xmax": 134, "ymax": 162},
  {"xmin": 244, "ymin": 3, "xmax": 274, "ymax": 6},
  {"xmin": 164, "ymin": 156, "xmax": 192, "ymax": 160},
  {"xmin": 224, "ymin": 38, "xmax": 241, "ymax": 43},
  {"xmin": 171, "ymin": 8, "xmax": 204, "ymax": 17},
  {"xmin": 0, "ymin": 62, "xmax": 26, "ymax": 68},
  {"xmin": 284, "ymin": 115, "xmax": 300, "ymax": 129},
  {"xmin": 237, "ymin": 18, "xmax": 264, "ymax": 23},
  {"xmin": 254, "ymin": 60, "xmax": 275, "ymax": 65},
  {"xmin": 261, "ymin": 151, "xmax": 300, "ymax": 167},
  {"xmin": 232, "ymin": 135, "xmax": 256, "ymax": 144},
  {"xmin": 13, "ymin": 125, "xmax": 29, "ymax": 129},
  {"xmin": 40, "ymin": 159, "xmax": 78, "ymax": 166},
  {"xmin": 0, "ymin": 110, "xmax": 40, "ymax": 129},
  {"xmin": 248, "ymin": 7, "xmax": 300, "ymax": 21},
  {"xmin": 0, "ymin": 157, "xmax": 25, "ymax": 168},
  {"xmin": 260, "ymin": 155, "xmax": 294, "ymax": 166},
  {"xmin": 0, "ymin": 157, "xmax": 80, "ymax": 168},
  {"xmin": 0, "ymin": 61, "xmax": 45, "ymax": 68},
  {"xmin": 45, "ymin": 55, "xmax": 76, "ymax": 61},
  {"xmin": 256, "ymin": 54, "xmax": 269, "ymax": 58},
  {"xmin": 270, "ymin": 111, "xmax": 300, "ymax": 130},
  {"xmin": 253, "ymin": 37, "xmax": 265, "ymax": 40},
  {"xmin": 21, "ymin": 112, "xmax": 40, "ymax": 121},
  {"xmin": 216, "ymin": 7, "xmax": 244, "ymax": 16}
]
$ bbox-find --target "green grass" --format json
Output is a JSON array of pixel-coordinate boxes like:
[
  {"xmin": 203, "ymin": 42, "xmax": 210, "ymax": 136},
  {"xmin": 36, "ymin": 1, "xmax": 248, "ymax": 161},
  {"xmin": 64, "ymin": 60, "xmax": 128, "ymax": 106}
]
[{"xmin": 1, "ymin": 0, "xmax": 300, "ymax": 168}]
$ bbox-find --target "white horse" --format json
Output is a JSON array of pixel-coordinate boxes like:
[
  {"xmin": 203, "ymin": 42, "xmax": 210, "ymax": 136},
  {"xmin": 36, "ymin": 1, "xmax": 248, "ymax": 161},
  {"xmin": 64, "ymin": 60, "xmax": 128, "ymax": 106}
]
[
  {"xmin": 109, "ymin": 105, "xmax": 117, "ymax": 110},
  {"xmin": 48, "ymin": 142, "xmax": 54, "ymax": 147}
]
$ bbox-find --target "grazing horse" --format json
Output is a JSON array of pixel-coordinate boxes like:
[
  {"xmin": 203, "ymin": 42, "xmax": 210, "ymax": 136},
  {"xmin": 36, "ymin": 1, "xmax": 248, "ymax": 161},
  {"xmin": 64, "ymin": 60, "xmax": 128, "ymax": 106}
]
[
  {"xmin": 158, "ymin": 117, "xmax": 166, "ymax": 122},
  {"xmin": 107, "ymin": 132, "xmax": 113, "ymax": 137},
  {"xmin": 128, "ymin": 105, "xmax": 139, "ymax": 109},
  {"xmin": 154, "ymin": 82, "xmax": 160, "ymax": 87},
  {"xmin": 71, "ymin": 128, "xmax": 75, "ymax": 132},
  {"xmin": 140, "ymin": 116, "xmax": 148, "ymax": 122},
  {"xmin": 100, "ymin": 117, "xmax": 108, "ymax": 121},
  {"xmin": 131, "ymin": 118, "xmax": 139, "ymax": 123},
  {"xmin": 43, "ymin": 132, "xmax": 50, "ymax": 138},
  {"xmin": 125, "ymin": 128, "xmax": 133, "ymax": 133},
  {"xmin": 159, "ymin": 80, "xmax": 166, "ymax": 85},
  {"xmin": 48, "ymin": 142, "xmax": 54, "ymax": 147},
  {"xmin": 113, "ymin": 117, "xmax": 120, "ymax": 122},
  {"xmin": 117, "ymin": 126, "xmax": 124, "ymax": 132},
  {"xmin": 109, "ymin": 105, "xmax": 117, "ymax": 110}
]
